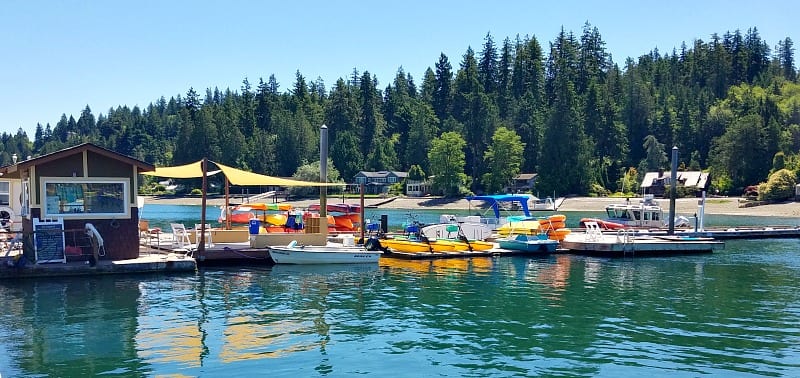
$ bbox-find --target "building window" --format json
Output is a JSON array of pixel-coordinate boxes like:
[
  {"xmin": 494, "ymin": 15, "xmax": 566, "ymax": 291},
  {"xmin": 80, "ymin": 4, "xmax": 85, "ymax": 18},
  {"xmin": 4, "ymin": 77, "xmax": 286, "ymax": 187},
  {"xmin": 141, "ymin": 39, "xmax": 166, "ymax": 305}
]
[
  {"xmin": 388, "ymin": 177, "xmax": 396, "ymax": 183},
  {"xmin": 42, "ymin": 178, "xmax": 129, "ymax": 218},
  {"xmin": 0, "ymin": 181, "xmax": 9, "ymax": 206}
]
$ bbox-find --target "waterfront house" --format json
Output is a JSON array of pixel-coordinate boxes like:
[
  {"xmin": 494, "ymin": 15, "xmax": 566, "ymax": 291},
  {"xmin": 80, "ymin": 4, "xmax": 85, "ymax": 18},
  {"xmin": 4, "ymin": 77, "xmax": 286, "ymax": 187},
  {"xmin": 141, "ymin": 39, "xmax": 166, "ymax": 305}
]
[
  {"xmin": 641, "ymin": 170, "xmax": 711, "ymax": 197},
  {"xmin": 0, "ymin": 143, "xmax": 154, "ymax": 262},
  {"xmin": 505, "ymin": 173, "xmax": 538, "ymax": 193},
  {"xmin": 352, "ymin": 171, "xmax": 407, "ymax": 195}
]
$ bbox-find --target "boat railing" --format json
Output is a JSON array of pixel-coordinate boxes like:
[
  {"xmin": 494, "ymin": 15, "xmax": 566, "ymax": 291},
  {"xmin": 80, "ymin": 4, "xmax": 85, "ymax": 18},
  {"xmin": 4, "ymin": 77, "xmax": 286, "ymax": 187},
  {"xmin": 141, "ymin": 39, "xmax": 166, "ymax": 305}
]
[{"xmin": 616, "ymin": 228, "xmax": 635, "ymax": 244}]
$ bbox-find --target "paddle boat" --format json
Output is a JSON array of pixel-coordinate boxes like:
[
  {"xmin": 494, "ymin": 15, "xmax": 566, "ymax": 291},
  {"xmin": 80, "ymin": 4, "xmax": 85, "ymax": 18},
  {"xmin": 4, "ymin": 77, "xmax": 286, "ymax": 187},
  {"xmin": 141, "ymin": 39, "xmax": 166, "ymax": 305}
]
[{"xmin": 497, "ymin": 233, "xmax": 559, "ymax": 253}]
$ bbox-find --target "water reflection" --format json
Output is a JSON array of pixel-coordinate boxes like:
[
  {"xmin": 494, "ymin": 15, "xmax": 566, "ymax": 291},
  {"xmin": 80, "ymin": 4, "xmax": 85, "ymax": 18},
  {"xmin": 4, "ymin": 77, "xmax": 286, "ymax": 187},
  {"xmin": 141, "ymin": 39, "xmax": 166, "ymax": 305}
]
[{"xmin": 1, "ymin": 240, "xmax": 798, "ymax": 376}]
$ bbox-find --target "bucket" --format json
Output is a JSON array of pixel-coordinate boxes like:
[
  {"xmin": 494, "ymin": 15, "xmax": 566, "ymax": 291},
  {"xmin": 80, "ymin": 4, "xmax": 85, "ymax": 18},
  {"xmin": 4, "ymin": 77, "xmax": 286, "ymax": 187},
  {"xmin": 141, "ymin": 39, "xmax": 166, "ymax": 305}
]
[{"xmin": 249, "ymin": 219, "xmax": 261, "ymax": 235}]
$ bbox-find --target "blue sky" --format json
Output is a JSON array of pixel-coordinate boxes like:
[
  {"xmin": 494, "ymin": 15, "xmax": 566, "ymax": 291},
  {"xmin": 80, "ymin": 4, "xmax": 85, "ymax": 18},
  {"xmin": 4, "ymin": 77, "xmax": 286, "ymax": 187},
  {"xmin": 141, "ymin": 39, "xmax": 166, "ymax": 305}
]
[{"xmin": 1, "ymin": 0, "xmax": 797, "ymax": 138}]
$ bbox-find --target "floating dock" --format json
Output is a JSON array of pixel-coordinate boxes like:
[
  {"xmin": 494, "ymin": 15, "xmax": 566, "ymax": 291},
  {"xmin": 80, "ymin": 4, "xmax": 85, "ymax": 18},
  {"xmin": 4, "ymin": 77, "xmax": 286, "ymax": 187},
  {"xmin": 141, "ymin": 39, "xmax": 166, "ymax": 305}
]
[
  {"xmin": 560, "ymin": 231, "xmax": 723, "ymax": 256},
  {"xmin": 0, "ymin": 252, "xmax": 196, "ymax": 279}
]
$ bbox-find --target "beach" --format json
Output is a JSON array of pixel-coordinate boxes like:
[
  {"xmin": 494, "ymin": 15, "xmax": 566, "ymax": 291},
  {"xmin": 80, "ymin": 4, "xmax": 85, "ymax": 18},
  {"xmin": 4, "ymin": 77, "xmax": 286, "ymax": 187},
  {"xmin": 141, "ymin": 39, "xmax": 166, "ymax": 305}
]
[{"xmin": 141, "ymin": 195, "xmax": 800, "ymax": 218}]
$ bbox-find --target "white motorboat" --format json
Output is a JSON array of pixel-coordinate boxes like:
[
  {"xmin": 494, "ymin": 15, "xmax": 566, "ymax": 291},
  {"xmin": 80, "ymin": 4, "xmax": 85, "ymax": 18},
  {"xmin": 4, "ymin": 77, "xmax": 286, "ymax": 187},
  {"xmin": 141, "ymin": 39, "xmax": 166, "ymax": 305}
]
[{"xmin": 268, "ymin": 241, "xmax": 382, "ymax": 264}]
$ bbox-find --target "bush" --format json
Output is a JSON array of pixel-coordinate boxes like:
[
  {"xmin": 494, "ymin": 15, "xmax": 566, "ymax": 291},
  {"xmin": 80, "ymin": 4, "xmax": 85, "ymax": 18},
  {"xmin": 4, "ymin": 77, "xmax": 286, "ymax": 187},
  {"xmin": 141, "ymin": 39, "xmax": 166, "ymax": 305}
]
[
  {"xmin": 190, "ymin": 188, "xmax": 203, "ymax": 196},
  {"xmin": 758, "ymin": 169, "xmax": 797, "ymax": 201},
  {"xmin": 588, "ymin": 183, "xmax": 611, "ymax": 197}
]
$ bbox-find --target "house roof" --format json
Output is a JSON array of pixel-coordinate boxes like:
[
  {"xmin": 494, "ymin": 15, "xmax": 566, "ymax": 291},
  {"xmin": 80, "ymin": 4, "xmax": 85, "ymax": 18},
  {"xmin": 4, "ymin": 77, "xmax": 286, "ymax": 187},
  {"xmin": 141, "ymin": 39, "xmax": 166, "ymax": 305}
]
[
  {"xmin": 356, "ymin": 171, "xmax": 408, "ymax": 178},
  {"xmin": 640, "ymin": 171, "xmax": 710, "ymax": 188},
  {"xmin": 514, "ymin": 173, "xmax": 537, "ymax": 180},
  {"xmin": 0, "ymin": 142, "xmax": 154, "ymax": 175}
]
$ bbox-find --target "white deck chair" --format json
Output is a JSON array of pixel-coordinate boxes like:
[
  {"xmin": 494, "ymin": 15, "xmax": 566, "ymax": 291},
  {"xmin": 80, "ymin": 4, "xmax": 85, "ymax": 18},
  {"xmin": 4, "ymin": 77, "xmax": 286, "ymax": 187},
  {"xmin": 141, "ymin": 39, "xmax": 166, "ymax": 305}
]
[
  {"xmin": 194, "ymin": 224, "xmax": 213, "ymax": 247},
  {"xmin": 170, "ymin": 223, "xmax": 192, "ymax": 248},
  {"xmin": 583, "ymin": 221, "xmax": 603, "ymax": 241}
]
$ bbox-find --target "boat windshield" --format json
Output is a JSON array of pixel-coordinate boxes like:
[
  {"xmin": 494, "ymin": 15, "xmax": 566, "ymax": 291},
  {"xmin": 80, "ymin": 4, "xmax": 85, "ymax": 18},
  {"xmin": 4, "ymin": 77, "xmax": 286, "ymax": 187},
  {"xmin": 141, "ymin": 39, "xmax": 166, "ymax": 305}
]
[{"xmin": 606, "ymin": 207, "xmax": 630, "ymax": 219}]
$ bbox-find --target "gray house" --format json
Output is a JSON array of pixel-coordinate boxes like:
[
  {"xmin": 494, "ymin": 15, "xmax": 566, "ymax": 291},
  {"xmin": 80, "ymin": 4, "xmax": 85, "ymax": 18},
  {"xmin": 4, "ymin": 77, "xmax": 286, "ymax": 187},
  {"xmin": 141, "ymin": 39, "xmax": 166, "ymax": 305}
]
[{"xmin": 353, "ymin": 171, "xmax": 408, "ymax": 195}]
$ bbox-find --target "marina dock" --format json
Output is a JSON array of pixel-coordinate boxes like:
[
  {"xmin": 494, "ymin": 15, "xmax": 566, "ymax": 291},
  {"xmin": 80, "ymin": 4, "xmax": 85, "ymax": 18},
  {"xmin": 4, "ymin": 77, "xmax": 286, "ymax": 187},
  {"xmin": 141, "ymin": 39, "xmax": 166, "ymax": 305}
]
[{"xmin": 559, "ymin": 231, "xmax": 724, "ymax": 256}]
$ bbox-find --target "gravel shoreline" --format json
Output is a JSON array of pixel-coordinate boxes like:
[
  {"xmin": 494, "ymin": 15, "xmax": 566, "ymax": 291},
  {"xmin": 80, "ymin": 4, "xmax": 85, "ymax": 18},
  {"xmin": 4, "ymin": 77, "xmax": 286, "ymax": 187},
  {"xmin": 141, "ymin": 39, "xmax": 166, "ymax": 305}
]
[{"xmin": 140, "ymin": 195, "xmax": 800, "ymax": 218}]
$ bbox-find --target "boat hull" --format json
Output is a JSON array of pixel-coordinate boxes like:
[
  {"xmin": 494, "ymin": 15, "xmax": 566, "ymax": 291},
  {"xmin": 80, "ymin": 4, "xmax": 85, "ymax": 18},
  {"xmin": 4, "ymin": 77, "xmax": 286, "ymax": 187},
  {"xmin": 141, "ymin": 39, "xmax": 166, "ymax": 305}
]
[
  {"xmin": 268, "ymin": 245, "xmax": 381, "ymax": 264},
  {"xmin": 498, "ymin": 235, "xmax": 559, "ymax": 253},
  {"xmin": 379, "ymin": 238, "xmax": 433, "ymax": 253}
]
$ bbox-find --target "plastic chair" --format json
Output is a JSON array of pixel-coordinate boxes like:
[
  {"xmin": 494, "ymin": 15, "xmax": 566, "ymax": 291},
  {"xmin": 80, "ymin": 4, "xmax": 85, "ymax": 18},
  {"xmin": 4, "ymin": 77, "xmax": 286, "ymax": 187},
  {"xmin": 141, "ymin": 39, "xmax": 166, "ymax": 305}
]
[
  {"xmin": 170, "ymin": 223, "xmax": 191, "ymax": 248},
  {"xmin": 139, "ymin": 220, "xmax": 161, "ymax": 248},
  {"xmin": 194, "ymin": 224, "xmax": 213, "ymax": 247},
  {"xmin": 583, "ymin": 221, "xmax": 603, "ymax": 241}
]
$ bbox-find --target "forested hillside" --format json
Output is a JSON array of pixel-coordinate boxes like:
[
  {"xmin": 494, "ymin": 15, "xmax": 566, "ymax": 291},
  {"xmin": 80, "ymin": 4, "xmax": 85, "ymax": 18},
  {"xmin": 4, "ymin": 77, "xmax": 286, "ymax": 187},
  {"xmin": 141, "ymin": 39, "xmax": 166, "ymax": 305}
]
[{"xmin": 1, "ymin": 24, "xmax": 798, "ymax": 196}]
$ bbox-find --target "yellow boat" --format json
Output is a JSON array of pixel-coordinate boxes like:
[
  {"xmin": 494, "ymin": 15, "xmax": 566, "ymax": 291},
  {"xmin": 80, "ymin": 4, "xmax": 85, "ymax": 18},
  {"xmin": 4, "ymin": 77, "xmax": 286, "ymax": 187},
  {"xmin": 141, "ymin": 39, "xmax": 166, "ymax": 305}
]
[
  {"xmin": 380, "ymin": 238, "xmax": 495, "ymax": 253},
  {"xmin": 379, "ymin": 238, "xmax": 433, "ymax": 253},
  {"xmin": 496, "ymin": 220, "xmax": 541, "ymax": 236}
]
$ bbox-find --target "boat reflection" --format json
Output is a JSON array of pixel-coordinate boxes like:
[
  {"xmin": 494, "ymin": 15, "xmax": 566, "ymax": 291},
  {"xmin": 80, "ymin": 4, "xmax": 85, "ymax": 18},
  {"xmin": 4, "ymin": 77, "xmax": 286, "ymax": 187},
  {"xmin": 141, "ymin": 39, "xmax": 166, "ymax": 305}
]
[{"xmin": 380, "ymin": 257, "xmax": 494, "ymax": 275}]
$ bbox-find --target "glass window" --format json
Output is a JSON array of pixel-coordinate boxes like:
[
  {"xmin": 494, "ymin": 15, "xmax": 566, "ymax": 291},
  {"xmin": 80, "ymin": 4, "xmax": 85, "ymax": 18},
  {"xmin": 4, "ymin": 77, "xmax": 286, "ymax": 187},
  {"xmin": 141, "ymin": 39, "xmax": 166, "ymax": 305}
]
[
  {"xmin": 0, "ymin": 181, "xmax": 9, "ymax": 206},
  {"xmin": 43, "ymin": 179, "xmax": 129, "ymax": 218}
]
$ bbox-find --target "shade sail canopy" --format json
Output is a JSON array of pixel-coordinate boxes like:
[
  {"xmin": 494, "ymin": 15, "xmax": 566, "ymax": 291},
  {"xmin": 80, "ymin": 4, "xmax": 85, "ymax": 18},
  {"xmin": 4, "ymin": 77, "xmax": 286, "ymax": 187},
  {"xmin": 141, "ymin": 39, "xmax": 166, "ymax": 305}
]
[
  {"xmin": 141, "ymin": 161, "xmax": 221, "ymax": 178},
  {"xmin": 142, "ymin": 160, "xmax": 343, "ymax": 187},
  {"xmin": 214, "ymin": 162, "xmax": 340, "ymax": 187}
]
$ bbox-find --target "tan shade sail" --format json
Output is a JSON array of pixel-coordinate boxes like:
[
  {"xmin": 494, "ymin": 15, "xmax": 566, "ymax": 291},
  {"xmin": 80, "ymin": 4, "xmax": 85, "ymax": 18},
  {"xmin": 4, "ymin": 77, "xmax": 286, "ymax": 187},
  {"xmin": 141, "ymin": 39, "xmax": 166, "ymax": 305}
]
[
  {"xmin": 213, "ymin": 161, "xmax": 342, "ymax": 187},
  {"xmin": 141, "ymin": 160, "xmax": 204, "ymax": 178}
]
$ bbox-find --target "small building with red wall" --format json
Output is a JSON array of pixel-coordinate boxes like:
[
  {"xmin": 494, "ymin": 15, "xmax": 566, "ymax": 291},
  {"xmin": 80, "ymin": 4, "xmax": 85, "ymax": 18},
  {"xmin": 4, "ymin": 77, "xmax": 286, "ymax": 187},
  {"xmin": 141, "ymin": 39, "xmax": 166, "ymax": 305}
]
[{"xmin": 0, "ymin": 143, "xmax": 154, "ymax": 262}]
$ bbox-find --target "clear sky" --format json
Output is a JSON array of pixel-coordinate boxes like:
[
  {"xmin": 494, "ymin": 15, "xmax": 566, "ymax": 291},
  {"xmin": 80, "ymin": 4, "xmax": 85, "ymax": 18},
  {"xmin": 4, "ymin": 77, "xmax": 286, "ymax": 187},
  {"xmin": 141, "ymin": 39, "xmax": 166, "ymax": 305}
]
[{"xmin": 1, "ymin": 0, "xmax": 797, "ymax": 138}]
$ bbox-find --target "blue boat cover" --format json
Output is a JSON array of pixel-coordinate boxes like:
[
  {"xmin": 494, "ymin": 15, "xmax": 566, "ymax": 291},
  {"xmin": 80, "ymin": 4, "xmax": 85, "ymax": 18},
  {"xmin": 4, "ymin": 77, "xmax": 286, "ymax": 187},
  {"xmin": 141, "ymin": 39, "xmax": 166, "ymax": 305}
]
[{"xmin": 465, "ymin": 194, "xmax": 532, "ymax": 219}]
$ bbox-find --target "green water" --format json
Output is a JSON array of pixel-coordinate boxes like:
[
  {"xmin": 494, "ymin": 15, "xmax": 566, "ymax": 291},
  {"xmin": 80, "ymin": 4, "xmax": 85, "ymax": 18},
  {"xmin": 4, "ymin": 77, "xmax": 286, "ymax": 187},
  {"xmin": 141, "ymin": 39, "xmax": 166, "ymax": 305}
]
[{"xmin": 1, "ymin": 237, "xmax": 799, "ymax": 377}]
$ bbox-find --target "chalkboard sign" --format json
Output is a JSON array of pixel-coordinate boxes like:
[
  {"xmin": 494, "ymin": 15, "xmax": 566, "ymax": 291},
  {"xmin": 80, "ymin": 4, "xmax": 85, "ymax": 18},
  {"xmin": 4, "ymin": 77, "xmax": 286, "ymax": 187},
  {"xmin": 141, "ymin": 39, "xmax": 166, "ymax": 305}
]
[{"xmin": 34, "ymin": 218, "xmax": 66, "ymax": 264}]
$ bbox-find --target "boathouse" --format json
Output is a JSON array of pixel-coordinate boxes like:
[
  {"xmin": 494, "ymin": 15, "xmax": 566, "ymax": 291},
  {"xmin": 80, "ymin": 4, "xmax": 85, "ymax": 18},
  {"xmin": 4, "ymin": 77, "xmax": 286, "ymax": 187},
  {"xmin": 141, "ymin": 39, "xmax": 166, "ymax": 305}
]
[{"xmin": 0, "ymin": 143, "xmax": 154, "ymax": 262}]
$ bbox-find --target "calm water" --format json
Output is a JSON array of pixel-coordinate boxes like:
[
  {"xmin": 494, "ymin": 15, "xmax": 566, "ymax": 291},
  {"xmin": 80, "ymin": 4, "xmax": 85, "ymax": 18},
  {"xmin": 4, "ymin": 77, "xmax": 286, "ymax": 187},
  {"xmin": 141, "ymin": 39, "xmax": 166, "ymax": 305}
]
[{"xmin": 1, "ymin": 207, "xmax": 799, "ymax": 377}]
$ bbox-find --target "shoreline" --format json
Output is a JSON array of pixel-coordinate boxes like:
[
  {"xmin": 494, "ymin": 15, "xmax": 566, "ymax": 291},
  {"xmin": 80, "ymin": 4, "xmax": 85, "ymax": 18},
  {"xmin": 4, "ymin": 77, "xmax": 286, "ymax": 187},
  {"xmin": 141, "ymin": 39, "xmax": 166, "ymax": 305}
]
[{"xmin": 140, "ymin": 195, "xmax": 800, "ymax": 218}]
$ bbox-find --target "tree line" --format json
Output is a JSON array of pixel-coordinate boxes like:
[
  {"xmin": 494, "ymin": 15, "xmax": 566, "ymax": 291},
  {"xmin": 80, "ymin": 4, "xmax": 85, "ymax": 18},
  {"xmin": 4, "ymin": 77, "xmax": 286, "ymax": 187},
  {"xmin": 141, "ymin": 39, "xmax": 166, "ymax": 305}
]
[{"xmin": 1, "ymin": 23, "xmax": 798, "ymax": 197}]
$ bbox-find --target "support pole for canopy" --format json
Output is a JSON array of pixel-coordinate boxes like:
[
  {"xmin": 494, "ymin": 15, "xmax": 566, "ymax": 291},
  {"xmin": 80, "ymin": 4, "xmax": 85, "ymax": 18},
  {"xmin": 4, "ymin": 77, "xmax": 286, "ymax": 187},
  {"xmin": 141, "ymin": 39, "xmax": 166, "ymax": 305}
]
[
  {"xmin": 668, "ymin": 146, "xmax": 678, "ymax": 235},
  {"xmin": 198, "ymin": 158, "xmax": 207, "ymax": 259},
  {"xmin": 224, "ymin": 176, "xmax": 231, "ymax": 230},
  {"xmin": 320, "ymin": 125, "xmax": 328, "ymax": 237},
  {"xmin": 359, "ymin": 183, "xmax": 365, "ymax": 243}
]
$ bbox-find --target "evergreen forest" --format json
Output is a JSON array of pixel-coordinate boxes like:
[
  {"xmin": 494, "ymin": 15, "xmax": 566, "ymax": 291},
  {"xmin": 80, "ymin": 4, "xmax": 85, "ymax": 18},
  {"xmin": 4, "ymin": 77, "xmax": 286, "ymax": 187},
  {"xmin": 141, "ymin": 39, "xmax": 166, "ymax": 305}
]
[{"xmin": 1, "ymin": 24, "xmax": 798, "ymax": 197}]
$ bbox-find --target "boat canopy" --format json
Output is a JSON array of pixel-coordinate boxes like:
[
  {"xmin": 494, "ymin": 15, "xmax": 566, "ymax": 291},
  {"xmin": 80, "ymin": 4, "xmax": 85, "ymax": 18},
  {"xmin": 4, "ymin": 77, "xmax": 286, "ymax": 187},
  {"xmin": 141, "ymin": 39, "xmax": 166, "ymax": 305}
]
[{"xmin": 465, "ymin": 194, "xmax": 532, "ymax": 218}]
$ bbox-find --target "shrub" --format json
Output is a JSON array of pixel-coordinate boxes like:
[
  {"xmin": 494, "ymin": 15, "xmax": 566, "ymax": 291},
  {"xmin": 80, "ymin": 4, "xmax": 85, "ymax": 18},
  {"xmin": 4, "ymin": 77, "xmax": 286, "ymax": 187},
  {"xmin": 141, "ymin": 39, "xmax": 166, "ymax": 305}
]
[{"xmin": 758, "ymin": 169, "xmax": 797, "ymax": 201}]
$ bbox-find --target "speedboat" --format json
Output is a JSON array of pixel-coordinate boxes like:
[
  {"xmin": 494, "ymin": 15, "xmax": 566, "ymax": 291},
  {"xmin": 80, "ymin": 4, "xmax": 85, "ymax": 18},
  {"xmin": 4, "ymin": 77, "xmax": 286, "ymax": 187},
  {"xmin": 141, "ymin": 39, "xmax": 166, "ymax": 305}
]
[{"xmin": 268, "ymin": 240, "xmax": 381, "ymax": 264}]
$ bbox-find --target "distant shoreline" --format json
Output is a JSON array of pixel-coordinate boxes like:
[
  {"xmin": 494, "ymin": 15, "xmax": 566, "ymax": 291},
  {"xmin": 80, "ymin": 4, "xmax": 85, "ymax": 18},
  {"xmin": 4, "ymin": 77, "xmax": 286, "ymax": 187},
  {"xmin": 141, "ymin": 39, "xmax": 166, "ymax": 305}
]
[{"xmin": 140, "ymin": 195, "xmax": 800, "ymax": 218}]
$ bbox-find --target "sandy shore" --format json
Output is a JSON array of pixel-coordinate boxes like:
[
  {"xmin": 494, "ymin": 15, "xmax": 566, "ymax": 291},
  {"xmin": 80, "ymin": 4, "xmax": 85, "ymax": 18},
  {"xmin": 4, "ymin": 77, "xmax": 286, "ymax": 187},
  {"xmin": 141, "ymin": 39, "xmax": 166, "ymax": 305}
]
[{"xmin": 141, "ymin": 195, "xmax": 800, "ymax": 218}]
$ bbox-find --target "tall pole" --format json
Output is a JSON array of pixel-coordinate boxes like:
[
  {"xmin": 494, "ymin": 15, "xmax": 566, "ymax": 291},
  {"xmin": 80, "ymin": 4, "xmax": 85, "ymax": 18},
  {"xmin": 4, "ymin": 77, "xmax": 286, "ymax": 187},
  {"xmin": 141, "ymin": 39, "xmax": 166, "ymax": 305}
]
[
  {"xmin": 668, "ymin": 146, "xmax": 678, "ymax": 235},
  {"xmin": 320, "ymin": 125, "xmax": 328, "ymax": 237},
  {"xmin": 199, "ymin": 157, "xmax": 207, "ymax": 258},
  {"xmin": 359, "ymin": 183, "xmax": 365, "ymax": 243},
  {"xmin": 224, "ymin": 176, "xmax": 230, "ymax": 230}
]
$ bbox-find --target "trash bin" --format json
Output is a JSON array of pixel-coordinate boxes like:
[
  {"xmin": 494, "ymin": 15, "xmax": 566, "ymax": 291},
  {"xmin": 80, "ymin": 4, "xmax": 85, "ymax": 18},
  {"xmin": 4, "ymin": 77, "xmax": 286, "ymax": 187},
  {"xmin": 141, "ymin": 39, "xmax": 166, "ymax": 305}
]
[{"xmin": 249, "ymin": 219, "xmax": 261, "ymax": 235}]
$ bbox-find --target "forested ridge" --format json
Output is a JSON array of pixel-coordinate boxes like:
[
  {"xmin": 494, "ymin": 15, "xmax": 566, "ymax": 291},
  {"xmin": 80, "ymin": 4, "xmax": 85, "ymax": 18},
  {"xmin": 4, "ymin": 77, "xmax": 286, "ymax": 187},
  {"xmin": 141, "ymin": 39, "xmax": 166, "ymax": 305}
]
[{"xmin": 2, "ymin": 24, "xmax": 798, "ymax": 196}]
